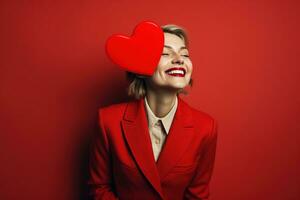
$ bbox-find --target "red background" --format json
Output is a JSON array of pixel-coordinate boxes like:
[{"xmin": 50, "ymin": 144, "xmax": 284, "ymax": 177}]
[{"xmin": 1, "ymin": 1, "xmax": 299, "ymax": 200}]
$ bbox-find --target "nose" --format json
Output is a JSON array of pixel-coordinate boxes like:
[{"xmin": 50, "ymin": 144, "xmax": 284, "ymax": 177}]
[{"xmin": 171, "ymin": 52, "xmax": 184, "ymax": 65}]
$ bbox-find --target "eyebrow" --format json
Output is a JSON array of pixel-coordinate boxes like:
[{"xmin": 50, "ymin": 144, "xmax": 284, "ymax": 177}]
[{"xmin": 164, "ymin": 45, "xmax": 187, "ymax": 50}]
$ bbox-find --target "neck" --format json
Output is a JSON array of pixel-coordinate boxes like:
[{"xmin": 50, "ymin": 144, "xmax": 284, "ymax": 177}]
[{"xmin": 145, "ymin": 85, "xmax": 178, "ymax": 118}]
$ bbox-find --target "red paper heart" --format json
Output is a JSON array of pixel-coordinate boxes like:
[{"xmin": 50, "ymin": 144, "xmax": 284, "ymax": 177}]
[{"xmin": 105, "ymin": 21, "xmax": 164, "ymax": 76}]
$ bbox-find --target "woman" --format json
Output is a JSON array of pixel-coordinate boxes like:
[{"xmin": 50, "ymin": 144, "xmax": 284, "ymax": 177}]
[{"xmin": 88, "ymin": 24, "xmax": 218, "ymax": 200}]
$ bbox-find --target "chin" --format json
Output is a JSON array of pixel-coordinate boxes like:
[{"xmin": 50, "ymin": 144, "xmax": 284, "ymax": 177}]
[
  {"xmin": 151, "ymin": 79, "xmax": 189, "ymax": 91},
  {"xmin": 167, "ymin": 83, "xmax": 188, "ymax": 90},
  {"xmin": 170, "ymin": 80, "xmax": 188, "ymax": 87}
]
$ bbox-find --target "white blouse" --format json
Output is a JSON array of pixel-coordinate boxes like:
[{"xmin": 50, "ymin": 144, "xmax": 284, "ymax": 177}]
[{"xmin": 144, "ymin": 96, "xmax": 178, "ymax": 162}]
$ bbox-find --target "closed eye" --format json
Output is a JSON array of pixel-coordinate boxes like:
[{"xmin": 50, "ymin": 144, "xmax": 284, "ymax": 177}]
[{"xmin": 162, "ymin": 53, "xmax": 189, "ymax": 57}]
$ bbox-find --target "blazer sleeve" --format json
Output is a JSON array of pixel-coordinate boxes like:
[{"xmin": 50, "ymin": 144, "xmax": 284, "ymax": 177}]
[
  {"xmin": 184, "ymin": 119, "xmax": 218, "ymax": 200},
  {"xmin": 88, "ymin": 108, "xmax": 119, "ymax": 200}
]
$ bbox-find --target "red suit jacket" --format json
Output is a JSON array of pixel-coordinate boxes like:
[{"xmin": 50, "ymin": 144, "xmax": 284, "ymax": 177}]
[{"xmin": 88, "ymin": 96, "xmax": 218, "ymax": 200}]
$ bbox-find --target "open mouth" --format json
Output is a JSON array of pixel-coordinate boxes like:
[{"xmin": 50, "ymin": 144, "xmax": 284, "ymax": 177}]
[{"xmin": 165, "ymin": 67, "xmax": 186, "ymax": 77}]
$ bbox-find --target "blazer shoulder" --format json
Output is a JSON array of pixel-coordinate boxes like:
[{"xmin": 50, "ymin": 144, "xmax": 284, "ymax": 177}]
[
  {"xmin": 191, "ymin": 107, "xmax": 216, "ymax": 122},
  {"xmin": 179, "ymin": 97, "xmax": 216, "ymax": 124},
  {"xmin": 97, "ymin": 101, "xmax": 128, "ymax": 122},
  {"xmin": 188, "ymin": 105, "xmax": 217, "ymax": 133},
  {"xmin": 97, "ymin": 99, "xmax": 139, "ymax": 124},
  {"xmin": 99, "ymin": 101, "xmax": 127, "ymax": 113}
]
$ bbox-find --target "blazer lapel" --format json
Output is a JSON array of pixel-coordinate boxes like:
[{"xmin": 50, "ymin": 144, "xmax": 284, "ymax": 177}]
[
  {"xmin": 121, "ymin": 98, "xmax": 164, "ymax": 199},
  {"xmin": 156, "ymin": 96, "xmax": 195, "ymax": 180}
]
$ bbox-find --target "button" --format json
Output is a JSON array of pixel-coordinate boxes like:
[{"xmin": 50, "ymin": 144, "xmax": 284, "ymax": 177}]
[
  {"xmin": 154, "ymin": 120, "xmax": 161, "ymax": 127},
  {"xmin": 155, "ymin": 139, "xmax": 160, "ymax": 144}
]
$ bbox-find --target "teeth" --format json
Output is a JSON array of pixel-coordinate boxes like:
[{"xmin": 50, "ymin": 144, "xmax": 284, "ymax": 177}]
[{"xmin": 166, "ymin": 70, "xmax": 185, "ymax": 75}]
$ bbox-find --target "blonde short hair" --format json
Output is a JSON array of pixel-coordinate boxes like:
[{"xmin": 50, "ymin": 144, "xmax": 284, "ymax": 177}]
[{"xmin": 126, "ymin": 24, "xmax": 193, "ymax": 100}]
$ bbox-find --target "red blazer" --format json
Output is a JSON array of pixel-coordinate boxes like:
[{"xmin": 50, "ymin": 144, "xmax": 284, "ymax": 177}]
[{"xmin": 88, "ymin": 96, "xmax": 218, "ymax": 200}]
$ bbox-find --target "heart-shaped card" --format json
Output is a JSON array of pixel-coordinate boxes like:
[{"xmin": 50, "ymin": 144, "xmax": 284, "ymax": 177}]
[{"xmin": 105, "ymin": 21, "xmax": 164, "ymax": 76}]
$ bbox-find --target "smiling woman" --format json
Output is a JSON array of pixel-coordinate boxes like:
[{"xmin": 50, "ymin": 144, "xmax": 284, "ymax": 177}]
[
  {"xmin": 88, "ymin": 23, "xmax": 218, "ymax": 200},
  {"xmin": 126, "ymin": 24, "xmax": 193, "ymax": 100}
]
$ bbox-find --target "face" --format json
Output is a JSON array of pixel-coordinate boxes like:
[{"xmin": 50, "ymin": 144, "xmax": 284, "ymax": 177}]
[{"xmin": 145, "ymin": 32, "xmax": 193, "ymax": 92}]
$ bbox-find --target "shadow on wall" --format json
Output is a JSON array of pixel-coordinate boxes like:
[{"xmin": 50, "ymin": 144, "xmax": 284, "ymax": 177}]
[{"xmin": 75, "ymin": 75, "xmax": 132, "ymax": 200}]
